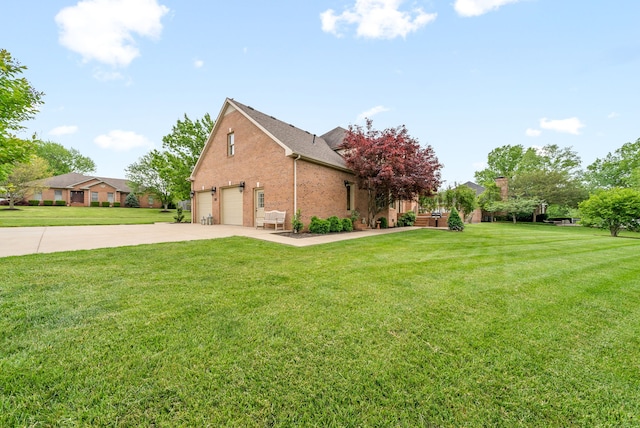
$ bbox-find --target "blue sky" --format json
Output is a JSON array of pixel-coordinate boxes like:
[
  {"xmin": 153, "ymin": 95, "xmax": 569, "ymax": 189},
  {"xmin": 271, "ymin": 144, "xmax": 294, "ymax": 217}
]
[{"xmin": 3, "ymin": 0, "xmax": 639, "ymax": 186}]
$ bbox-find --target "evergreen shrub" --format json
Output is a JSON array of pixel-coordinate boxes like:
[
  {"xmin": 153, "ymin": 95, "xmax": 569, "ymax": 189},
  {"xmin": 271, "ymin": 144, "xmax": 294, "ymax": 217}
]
[
  {"xmin": 448, "ymin": 207, "xmax": 464, "ymax": 231},
  {"xmin": 309, "ymin": 216, "xmax": 330, "ymax": 234},
  {"xmin": 328, "ymin": 216, "xmax": 343, "ymax": 233}
]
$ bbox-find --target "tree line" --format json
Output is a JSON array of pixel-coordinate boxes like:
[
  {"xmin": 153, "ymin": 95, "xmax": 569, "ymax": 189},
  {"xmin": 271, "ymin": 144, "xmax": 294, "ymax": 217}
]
[
  {"xmin": 468, "ymin": 140, "xmax": 640, "ymax": 236},
  {"xmin": 1, "ymin": 49, "xmax": 97, "ymax": 208}
]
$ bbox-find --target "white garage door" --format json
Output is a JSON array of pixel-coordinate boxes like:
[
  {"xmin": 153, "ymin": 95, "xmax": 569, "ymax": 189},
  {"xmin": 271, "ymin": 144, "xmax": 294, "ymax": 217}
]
[
  {"xmin": 196, "ymin": 191, "xmax": 213, "ymax": 222},
  {"xmin": 221, "ymin": 187, "xmax": 243, "ymax": 225}
]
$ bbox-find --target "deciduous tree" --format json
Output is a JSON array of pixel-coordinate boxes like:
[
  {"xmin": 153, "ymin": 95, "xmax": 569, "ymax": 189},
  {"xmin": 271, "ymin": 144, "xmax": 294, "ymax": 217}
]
[
  {"xmin": 0, "ymin": 49, "xmax": 44, "ymax": 181},
  {"xmin": 342, "ymin": 119, "xmax": 442, "ymax": 227},
  {"xmin": 0, "ymin": 156, "xmax": 50, "ymax": 209},
  {"xmin": 584, "ymin": 138, "xmax": 640, "ymax": 190},
  {"xmin": 125, "ymin": 151, "xmax": 173, "ymax": 210},
  {"xmin": 34, "ymin": 140, "xmax": 96, "ymax": 175},
  {"xmin": 159, "ymin": 114, "xmax": 214, "ymax": 201},
  {"xmin": 579, "ymin": 187, "xmax": 640, "ymax": 237}
]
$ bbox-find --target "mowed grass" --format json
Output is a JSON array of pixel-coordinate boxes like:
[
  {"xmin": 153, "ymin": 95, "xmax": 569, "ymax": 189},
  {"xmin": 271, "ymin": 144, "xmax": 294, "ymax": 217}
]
[
  {"xmin": 0, "ymin": 206, "xmax": 187, "ymax": 227},
  {"xmin": 1, "ymin": 224, "xmax": 639, "ymax": 426}
]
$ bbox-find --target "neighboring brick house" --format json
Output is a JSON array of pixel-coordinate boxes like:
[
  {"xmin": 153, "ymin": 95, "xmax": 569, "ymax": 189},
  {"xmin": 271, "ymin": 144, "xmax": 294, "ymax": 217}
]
[
  {"xmin": 28, "ymin": 172, "xmax": 162, "ymax": 208},
  {"xmin": 190, "ymin": 98, "xmax": 417, "ymax": 229},
  {"xmin": 462, "ymin": 181, "xmax": 485, "ymax": 223}
]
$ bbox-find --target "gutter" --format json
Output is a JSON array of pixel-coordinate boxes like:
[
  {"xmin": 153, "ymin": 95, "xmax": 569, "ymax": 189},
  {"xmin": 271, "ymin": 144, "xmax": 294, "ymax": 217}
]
[{"xmin": 293, "ymin": 153, "xmax": 301, "ymax": 215}]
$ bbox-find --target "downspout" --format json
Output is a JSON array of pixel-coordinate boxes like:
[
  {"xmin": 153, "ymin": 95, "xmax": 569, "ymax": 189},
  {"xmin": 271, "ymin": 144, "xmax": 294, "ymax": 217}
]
[{"xmin": 293, "ymin": 154, "xmax": 301, "ymax": 215}]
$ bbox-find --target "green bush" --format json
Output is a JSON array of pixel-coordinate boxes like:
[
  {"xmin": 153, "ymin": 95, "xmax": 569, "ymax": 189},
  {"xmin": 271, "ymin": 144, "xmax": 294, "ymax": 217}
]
[
  {"xmin": 174, "ymin": 207, "xmax": 185, "ymax": 223},
  {"xmin": 101, "ymin": 201, "xmax": 111, "ymax": 207},
  {"xmin": 90, "ymin": 201, "xmax": 100, "ymax": 207},
  {"xmin": 43, "ymin": 200, "xmax": 53, "ymax": 206},
  {"xmin": 398, "ymin": 211, "xmax": 417, "ymax": 227},
  {"xmin": 28, "ymin": 200, "xmax": 40, "ymax": 206},
  {"xmin": 378, "ymin": 216, "xmax": 388, "ymax": 229},
  {"xmin": 124, "ymin": 193, "xmax": 140, "ymax": 208},
  {"xmin": 448, "ymin": 207, "xmax": 464, "ymax": 231},
  {"xmin": 350, "ymin": 210, "xmax": 360, "ymax": 226},
  {"xmin": 292, "ymin": 209, "xmax": 303, "ymax": 233},
  {"xmin": 328, "ymin": 215, "xmax": 343, "ymax": 233},
  {"xmin": 55, "ymin": 200, "xmax": 66, "ymax": 206},
  {"xmin": 113, "ymin": 202, "xmax": 121, "ymax": 207},
  {"xmin": 309, "ymin": 216, "xmax": 330, "ymax": 234},
  {"xmin": 342, "ymin": 218, "xmax": 353, "ymax": 232}
]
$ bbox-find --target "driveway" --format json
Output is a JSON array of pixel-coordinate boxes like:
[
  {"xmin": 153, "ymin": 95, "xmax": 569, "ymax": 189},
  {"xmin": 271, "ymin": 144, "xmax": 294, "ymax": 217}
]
[{"xmin": 0, "ymin": 223, "xmax": 420, "ymax": 257}]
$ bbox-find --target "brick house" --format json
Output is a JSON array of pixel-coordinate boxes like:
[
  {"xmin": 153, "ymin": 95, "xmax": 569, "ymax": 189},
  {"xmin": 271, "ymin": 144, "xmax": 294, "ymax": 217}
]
[
  {"xmin": 28, "ymin": 172, "xmax": 162, "ymax": 208},
  {"xmin": 189, "ymin": 98, "xmax": 418, "ymax": 229}
]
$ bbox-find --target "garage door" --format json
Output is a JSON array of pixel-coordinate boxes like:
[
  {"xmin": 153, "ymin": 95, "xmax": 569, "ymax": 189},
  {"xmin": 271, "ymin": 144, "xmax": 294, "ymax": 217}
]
[
  {"xmin": 221, "ymin": 187, "xmax": 243, "ymax": 225},
  {"xmin": 196, "ymin": 191, "xmax": 213, "ymax": 222}
]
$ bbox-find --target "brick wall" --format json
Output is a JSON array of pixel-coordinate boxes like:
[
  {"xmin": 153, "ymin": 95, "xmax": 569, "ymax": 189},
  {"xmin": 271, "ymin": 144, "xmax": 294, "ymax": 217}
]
[{"xmin": 191, "ymin": 108, "xmax": 371, "ymax": 229}]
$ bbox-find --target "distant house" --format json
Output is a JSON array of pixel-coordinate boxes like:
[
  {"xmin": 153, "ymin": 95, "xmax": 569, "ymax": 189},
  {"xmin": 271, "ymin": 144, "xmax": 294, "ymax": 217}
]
[
  {"xmin": 462, "ymin": 181, "xmax": 485, "ymax": 223},
  {"xmin": 189, "ymin": 98, "xmax": 418, "ymax": 229},
  {"xmin": 28, "ymin": 172, "xmax": 162, "ymax": 208}
]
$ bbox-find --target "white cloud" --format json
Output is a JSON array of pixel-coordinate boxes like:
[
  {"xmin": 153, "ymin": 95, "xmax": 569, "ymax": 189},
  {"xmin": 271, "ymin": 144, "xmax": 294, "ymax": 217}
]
[
  {"xmin": 194, "ymin": 59, "xmax": 204, "ymax": 68},
  {"xmin": 607, "ymin": 111, "xmax": 619, "ymax": 119},
  {"xmin": 50, "ymin": 125, "xmax": 79, "ymax": 136},
  {"xmin": 94, "ymin": 130, "xmax": 154, "ymax": 151},
  {"xmin": 92, "ymin": 69, "xmax": 125, "ymax": 81},
  {"xmin": 539, "ymin": 117, "xmax": 585, "ymax": 135},
  {"xmin": 55, "ymin": 0, "xmax": 170, "ymax": 68},
  {"xmin": 321, "ymin": 0, "xmax": 437, "ymax": 39},
  {"xmin": 356, "ymin": 105, "xmax": 390, "ymax": 122},
  {"xmin": 454, "ymin": 0, "xmax": 523, "ymax": 17},
  {"xmin": 525, "ymin": 128, "xmax": 541, "ymax": 137}
]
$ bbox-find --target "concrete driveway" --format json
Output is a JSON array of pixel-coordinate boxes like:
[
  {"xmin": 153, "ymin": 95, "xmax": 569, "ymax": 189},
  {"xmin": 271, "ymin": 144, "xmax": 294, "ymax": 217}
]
[{"xmin": 0, "ymin": 223, "xmax": 420, "ymax": 257}]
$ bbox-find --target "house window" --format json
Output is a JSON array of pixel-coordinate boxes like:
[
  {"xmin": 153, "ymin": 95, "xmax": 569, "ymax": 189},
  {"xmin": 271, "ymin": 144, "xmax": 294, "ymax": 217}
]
[
  {"xmin": 257, "ymin": 191, "xmax": 264, "ymax": 209},
  {"xmin": 227, "ymin": 133, "xmax": 235, "ymax": 156},
  {"xmin": 148, "ymin": 195, "xmax": 154, "ymax": 205},
  {"xmin": 346, "ymin": 185, "xmax": 352, "ymax": 210},
  {"xmin": 107, "ymin": 192, "xmax": 114, "ymax": 203},
  {"xmin": 34, "ymin": 191, "xmax": 42, "ymax": 201},
  {"xmin": 54, "ymin": 190, "xmax": 63, "ymax": 201},
  {"xmin": 91, "ymin": 192, "xmax": 98, "ymax": 202}
]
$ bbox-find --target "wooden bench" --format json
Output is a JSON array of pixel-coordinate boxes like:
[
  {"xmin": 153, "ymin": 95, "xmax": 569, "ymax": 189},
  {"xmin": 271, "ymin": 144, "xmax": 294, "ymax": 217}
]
[{"xmin": 259, "ymin": 210, "xmax": 286, "ymax": 231}]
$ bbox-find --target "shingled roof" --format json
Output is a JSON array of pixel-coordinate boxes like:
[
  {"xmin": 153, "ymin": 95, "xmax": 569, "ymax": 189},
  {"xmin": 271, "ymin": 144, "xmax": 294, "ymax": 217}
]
[
  {"xmin": 37, "ymin": 172, "xmax": 132, "ymax": 193},
  {"xmin": 226, "ymin": 99, "xmax": 349, "ymax": 171}
]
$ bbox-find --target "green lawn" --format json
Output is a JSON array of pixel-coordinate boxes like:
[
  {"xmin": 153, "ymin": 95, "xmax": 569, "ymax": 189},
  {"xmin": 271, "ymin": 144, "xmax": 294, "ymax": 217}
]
[
  {"xmin": 1, "ymin": 224, "xmax": 639, "ymax": 426},
  {"xmin": 0, "ymin": 206, "xmax": 188, "ymax": 226}
]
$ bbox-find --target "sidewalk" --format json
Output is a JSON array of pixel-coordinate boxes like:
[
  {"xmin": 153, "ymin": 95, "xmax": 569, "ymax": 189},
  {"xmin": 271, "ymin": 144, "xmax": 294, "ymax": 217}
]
[{"xmin": 0, "ymin": 223, "xmax": 424, "ymax": 258}]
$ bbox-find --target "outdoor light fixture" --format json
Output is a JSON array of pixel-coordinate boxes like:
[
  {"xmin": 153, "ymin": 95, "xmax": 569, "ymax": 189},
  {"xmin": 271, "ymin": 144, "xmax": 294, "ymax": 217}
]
[
  {"xmin": 190, "ymin": 191, "xmax": 195, "ymax": 198},
  {"xmin": 344, "ymin": 180, "xmax": 351, "ymax": 188},
  {"xmin": 211, "ymin": 186, "xmax": 217, "ymax": 195},
  {"xmin": 239, "ymin": 181, "xmax": 245, "ymax": 192}
]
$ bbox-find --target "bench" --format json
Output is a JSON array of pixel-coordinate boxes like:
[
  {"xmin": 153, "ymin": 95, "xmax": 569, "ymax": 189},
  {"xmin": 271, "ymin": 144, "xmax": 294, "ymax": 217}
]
[{"xmin": 259, "ymin": 210, "xmax": 286, "ymax": 231}]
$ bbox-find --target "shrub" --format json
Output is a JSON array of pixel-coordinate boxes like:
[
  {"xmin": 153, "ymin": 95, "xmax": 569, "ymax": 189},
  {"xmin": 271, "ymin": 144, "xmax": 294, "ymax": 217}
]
[
  {"xmin": 342, "ymin": 218, "xmax": 353, "ymax": 232},
  {"xmin": 43, "ymin": 200, "xmax": 53, "ymax": 206},
  {"xmin": 378, "ymin": 216, "xmax": 388, "ymax": 229},
  {"xmin": 174, "ymin": 207, "xmax": 185, "ymax": 223},
  {"xmin": 28, "ymin": 200, "xmax": 40, "ymax": 206},
  {"xmin": 292, "ymin": 209, "xmax": 303, "ymax": 233},
  {"xmin": 448, "ymin": 207, "xmax": 464, "ymax": 231},
  {"xmin": 90, "ymin": 201, "xmax": 100, "ymax": 207},
  {"xmin": 113, "ymin": 202, "xmax": 121, "ymax": 207},
  {"xmin": 350, "ymin": 210, "xmax": 360, "ymax": 226},
  {"xmin": 55, "ymin": 200, "xmax": 66, "ymax": 206},
  {"xmin": 328, "ymin": 215, "xmax": 343, "ymax": 233},
  {"xmin": 398, "ymin": 211, "xmax": 416, "ymax": 227},
  {"xmin": 309, "ymin": 216, "xmax": 330, "ymax": 234},
  {"xmin": 101, "ymin": 201, "xmax": 111, "ymax": 207},
  {"xmin": 124, "ymin": 193, "xmax": 140, "ymax": 208}
]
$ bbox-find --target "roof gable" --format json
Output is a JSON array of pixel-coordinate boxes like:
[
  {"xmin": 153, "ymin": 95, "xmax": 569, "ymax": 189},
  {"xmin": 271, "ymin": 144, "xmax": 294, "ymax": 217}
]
[{"xmin": 191, "ymin": 98, "xmax": 349, "ymax": 178}]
